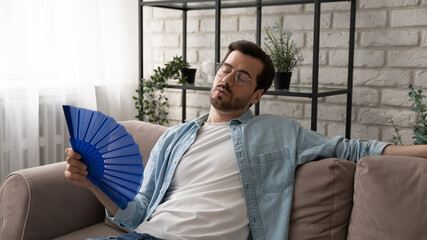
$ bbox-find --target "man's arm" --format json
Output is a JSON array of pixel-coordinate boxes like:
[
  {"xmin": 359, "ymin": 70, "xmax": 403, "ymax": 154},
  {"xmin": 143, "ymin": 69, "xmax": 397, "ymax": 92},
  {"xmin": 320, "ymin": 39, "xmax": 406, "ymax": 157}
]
[
  {"xmin": 382, "ymin": 144, "xmax": 427, "ymax": 158},
  {"xmin": 64, "ymin": 148, "xmax": 119, "ymax": 215}
]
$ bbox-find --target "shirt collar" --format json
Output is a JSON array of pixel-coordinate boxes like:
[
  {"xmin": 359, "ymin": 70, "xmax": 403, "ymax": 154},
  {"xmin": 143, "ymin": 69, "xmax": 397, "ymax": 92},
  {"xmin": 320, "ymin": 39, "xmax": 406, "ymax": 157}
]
[
  {"xmin": 230, "ymin": 109, "xmax": 254, "ymax": 125},
  {"xmin": 192, "ymin": 109, "xmax": 254, "ymax": 127},
  {"xmin": 193, "ymin": 112, "xmax": 209, "ymax": 127}
]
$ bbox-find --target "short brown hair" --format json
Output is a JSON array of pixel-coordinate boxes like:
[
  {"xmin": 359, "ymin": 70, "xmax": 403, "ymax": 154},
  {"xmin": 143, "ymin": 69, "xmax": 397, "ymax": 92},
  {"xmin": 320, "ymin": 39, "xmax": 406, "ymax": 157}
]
[{"xmin": 220, "ymin": 40, "xmax": 275, "ymax": 94}]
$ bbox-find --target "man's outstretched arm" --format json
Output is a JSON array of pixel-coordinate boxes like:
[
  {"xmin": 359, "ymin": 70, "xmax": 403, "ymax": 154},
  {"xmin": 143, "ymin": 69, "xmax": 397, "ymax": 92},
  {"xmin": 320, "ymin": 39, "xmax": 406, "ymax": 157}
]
[
  {"xmin": 64, "ymin": 148, "xmax": 119, "ymax": 216},
  {"xmin": 382, "ymin": 144, "xmax": 427, "ymax": 158}
]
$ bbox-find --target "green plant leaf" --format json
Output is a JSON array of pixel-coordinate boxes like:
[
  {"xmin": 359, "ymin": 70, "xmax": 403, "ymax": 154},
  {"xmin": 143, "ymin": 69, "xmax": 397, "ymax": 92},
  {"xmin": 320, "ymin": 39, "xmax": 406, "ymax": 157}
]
[
  {"xmin": 263, "ymin": 23, "xmax": 303, "ymax": 72},
  {"xmin": 133, "ymin": 55, "xmax": 191, "ymax": 125}
]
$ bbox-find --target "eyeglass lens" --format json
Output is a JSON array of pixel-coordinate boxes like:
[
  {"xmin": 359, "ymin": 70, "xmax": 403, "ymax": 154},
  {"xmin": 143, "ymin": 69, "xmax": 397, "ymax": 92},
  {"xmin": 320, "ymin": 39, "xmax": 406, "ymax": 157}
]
[{"xmin": 216, "ymin": 64, "xmax": 252, "ymax": 86}]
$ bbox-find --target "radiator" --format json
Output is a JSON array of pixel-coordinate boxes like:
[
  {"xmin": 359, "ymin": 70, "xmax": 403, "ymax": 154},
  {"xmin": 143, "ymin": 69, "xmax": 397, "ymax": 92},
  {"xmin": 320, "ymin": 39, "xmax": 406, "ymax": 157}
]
[
  {"xmin": 0, "ymin": 95, "xmax": 72, "ymax": 181},
  {"xmin": 38, "ymin": 96, "xmax": 71, "ymax": 165}
]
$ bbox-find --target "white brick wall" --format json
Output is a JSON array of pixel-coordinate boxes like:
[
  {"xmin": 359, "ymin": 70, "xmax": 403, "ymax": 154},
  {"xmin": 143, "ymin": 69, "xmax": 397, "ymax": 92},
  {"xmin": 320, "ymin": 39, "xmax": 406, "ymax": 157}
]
[
  {"xmin": 141, "ymin": 1, "xmax": 427, "ymax": 144},
  {"xmin": 360, "ymin": 30, "xmax": 419, "ymax": 47},
  {"xmin": 360, "ymin": 0, "xmax": 419, "ymax": 8},
  {"xmin": 391, "ymin": 9, "xmax": 427, "ymax": 27}
]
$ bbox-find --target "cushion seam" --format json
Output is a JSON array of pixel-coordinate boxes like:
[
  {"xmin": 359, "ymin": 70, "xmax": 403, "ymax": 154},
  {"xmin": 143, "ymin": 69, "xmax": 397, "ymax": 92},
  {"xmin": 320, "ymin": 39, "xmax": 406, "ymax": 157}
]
[
  {"xmin": 350, "ymin": 222, "xmax": 407, "ymax": 240},
  {"xmin": 13, "ymin": 173, "xmax": 32, "ymax": 240},
  {"xmin": 352, "ymin": 160, "xmax": 364, "ymax": 227},
  {"xmin": 330, "ymin": 159, "xmax": 336, "ymax": 240}
]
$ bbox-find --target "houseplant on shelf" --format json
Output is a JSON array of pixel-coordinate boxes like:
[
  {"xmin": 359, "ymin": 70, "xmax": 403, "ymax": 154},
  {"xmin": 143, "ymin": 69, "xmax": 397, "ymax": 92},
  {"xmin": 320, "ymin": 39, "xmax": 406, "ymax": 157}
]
[
  {"xmin": 390, "ymin": 84, "xmax": 427, "ymax": 145},
  {"xmin": 133, "ymin": 56, "xmax": 193, "ymax": 125},
  {"xmin": 264, "ymin": 24, "xmax": 303, "ymax": 90}
]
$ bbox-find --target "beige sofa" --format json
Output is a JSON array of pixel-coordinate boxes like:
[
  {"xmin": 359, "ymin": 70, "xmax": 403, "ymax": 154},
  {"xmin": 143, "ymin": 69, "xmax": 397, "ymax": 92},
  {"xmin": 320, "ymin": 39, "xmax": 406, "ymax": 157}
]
[{"xmin": 1, "ymin": 120, "xmax": 426, "ymax": 240}]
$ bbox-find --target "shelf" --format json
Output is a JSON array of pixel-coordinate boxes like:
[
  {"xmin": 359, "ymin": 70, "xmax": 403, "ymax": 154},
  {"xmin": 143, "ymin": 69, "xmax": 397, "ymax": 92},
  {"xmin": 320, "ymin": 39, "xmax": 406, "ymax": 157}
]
[
  {"xmin": 139, "ymin": 0, "xmax": 356, "ymax": 138},
  {"xmin": 265, "ymin": 87, "xmax": 349, "ymax": 98},
  {"xmin": 141, "ymin": 0, "xmax": 352, "ymax": 11},
  {"xmin": 166, "ymin": 82, "xmax": 350, "ymax": 98}
]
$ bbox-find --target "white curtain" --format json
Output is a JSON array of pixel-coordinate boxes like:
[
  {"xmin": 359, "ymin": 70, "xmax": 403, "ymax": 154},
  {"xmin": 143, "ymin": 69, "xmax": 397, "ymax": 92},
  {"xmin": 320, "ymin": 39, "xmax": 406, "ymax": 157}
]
[{"xmin": 0, "ymin": 0, "xmax": 138, "ymax": 181}]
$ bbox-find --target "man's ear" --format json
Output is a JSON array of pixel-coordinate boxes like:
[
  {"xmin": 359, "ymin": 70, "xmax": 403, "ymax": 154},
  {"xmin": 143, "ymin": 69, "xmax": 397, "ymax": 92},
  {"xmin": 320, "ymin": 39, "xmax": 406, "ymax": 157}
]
[{"xmin": 250, "ymin": 88, "xmax": 264, "ymax": 105}]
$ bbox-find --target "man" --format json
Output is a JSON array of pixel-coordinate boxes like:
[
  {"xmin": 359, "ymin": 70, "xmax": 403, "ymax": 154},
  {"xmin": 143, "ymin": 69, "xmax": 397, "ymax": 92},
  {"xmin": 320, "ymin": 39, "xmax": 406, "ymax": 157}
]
[{"xmin": 65, "ymin": 40, "xmax": 427, "ymax": 240}]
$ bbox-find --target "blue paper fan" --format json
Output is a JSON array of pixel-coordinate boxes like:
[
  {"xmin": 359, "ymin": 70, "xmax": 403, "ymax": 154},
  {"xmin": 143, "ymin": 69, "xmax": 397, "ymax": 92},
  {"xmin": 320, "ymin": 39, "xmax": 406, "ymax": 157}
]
[{"xmin": 62, "ymin": 105, "xmax": 143, "ymax": 209}]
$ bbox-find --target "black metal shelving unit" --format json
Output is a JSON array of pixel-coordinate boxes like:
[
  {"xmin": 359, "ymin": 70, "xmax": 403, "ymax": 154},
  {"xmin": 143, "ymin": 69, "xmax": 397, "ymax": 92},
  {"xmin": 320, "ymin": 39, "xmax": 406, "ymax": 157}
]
[{"xmin": 139, "ymin": 0, "xmax": 356, "ymax": 138}]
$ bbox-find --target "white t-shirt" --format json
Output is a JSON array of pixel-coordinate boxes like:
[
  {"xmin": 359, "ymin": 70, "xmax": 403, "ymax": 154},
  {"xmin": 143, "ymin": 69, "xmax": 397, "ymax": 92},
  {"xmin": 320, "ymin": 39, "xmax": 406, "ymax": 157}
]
[{"xmin": 137, "ymin": 121, "xmax": 250, "ymax": 240}]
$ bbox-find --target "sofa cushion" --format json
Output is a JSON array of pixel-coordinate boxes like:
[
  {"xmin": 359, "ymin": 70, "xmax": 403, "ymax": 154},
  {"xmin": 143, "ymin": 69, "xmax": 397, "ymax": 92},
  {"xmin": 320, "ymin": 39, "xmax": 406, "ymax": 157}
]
[
  {"xmin": 104, "ymin": 214, "xmax": 131, "ymax": 233},
  {"xmin": 347, "ymin": 155, "xmax": 427, "ymax": 240},
  {"xmin": 119, "ymin": 120, "xmax": 167, "ymax": 167},
  {"xmin": 53, "ymin": 222, "xmax": 126, "ymax": 240},
  {"xmin": 289, "ymin": 158, "xmax": 356, "ymax": 240}
]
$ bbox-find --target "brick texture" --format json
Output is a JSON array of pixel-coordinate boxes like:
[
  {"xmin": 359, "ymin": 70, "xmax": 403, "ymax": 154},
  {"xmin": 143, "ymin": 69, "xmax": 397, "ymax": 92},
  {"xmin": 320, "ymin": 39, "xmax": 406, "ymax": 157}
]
[
  {"xmin": 360, "ymin": 0, "xmax": 419, "ymax": 9},
  {"xmin": 141, "ymin": 1, "xmax": 427, "ymax": 143}
]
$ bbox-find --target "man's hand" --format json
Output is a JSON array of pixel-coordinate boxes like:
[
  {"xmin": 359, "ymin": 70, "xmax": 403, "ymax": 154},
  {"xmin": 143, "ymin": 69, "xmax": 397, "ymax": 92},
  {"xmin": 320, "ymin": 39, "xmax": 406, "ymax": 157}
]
[
  {"xmin": 64, "ymin": 147, "xmax": 119, "ymax": 215},
  {"xmin": 64, "ymin": 148, "xmax": 94, "ymax": 191}
]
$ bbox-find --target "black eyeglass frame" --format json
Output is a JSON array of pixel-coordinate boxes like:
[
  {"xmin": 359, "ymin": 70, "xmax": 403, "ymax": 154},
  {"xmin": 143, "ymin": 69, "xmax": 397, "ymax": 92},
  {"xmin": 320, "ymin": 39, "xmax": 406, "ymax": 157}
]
[{"xmin": 215, "ymin": 63, "xmax": 259, "ymax": 89}]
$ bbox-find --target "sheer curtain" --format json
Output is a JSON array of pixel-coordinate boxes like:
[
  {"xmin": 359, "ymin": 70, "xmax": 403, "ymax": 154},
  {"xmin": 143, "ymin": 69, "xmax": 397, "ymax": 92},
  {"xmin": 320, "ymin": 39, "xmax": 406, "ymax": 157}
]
[{"xmin": 0, "ymin": 0, "xmax": 138, "ymax": 181}]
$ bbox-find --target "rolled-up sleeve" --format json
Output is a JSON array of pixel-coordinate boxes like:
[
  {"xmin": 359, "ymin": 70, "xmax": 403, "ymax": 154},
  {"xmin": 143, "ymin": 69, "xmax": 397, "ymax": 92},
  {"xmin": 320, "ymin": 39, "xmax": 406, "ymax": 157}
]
[{"xmin": 295, "ymin": 121, "xmax": 390, "ymax": 165}]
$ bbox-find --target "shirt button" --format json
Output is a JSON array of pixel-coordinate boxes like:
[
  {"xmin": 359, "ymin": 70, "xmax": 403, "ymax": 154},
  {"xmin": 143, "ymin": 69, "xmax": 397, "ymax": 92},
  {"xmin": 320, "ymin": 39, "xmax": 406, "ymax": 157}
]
[{"xmin": 191, "ymin": 135, "xmax": 195, "ymax": 139}]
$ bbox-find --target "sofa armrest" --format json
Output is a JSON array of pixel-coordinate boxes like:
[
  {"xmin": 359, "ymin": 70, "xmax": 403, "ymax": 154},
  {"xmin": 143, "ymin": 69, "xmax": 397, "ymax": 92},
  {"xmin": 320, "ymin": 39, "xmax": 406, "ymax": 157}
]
[{"xmin": 0, "ymin": 161, "xmax": 105, "ymax": 240}]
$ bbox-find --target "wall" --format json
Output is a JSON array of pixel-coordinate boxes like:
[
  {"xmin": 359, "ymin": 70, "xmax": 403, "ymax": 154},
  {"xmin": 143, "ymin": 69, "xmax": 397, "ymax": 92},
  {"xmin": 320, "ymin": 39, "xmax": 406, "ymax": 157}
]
[{"xmin": 141, "ymin": 0, "xmax": 427, "ymax": 144}]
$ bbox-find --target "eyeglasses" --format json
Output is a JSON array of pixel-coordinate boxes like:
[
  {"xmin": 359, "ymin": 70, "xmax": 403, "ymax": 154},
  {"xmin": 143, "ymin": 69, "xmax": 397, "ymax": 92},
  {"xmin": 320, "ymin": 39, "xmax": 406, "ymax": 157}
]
[{"xmin": 216, "ymin": 63, "xmax": 257, "ymax": 87}]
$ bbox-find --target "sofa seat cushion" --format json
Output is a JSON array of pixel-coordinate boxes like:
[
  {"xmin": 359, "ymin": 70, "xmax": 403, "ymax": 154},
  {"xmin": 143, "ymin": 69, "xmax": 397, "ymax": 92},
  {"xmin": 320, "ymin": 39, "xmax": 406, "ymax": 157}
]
[
  {"xmin": 53, "ymin": 222, "xmax": 126, "ymax": 240},
  {"xmin": 289, "ymin": 158, "xmax": 356, "ymax": 240},
  {"xmin": 347, "ymin": 155, "xmax": 427, "ymax": 240}
]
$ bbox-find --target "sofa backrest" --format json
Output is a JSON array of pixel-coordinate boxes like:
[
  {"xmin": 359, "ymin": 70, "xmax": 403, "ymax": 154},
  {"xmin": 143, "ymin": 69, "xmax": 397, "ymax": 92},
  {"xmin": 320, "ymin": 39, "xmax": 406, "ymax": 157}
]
[
  {"xmin": 118, "ymin": 121, "xmax": 427, "ymax": 240},
  {"xmin": 119, "ymin": 120, "xmax": 168, "ymax": 167}
]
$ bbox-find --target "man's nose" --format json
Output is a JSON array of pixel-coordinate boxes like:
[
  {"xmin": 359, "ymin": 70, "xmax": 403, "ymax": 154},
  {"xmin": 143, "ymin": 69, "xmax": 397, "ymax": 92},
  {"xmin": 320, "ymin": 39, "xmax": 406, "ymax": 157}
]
[{"xmin": 220, "ymin": 72, "xmax": 234, "ymax": 86}]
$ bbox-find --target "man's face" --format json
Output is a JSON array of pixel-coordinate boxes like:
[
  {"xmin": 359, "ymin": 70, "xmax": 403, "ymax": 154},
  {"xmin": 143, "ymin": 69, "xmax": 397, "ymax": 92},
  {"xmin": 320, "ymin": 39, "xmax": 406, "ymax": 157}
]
[{"xmin": 210, "ymin": 50, "xmax": 264, "ymax": 112}]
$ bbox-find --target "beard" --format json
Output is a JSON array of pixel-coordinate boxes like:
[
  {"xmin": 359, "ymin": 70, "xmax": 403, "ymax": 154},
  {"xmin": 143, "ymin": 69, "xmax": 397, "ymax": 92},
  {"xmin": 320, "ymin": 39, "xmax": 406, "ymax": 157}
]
[{"xmin": 209, "ymin": 84, "xmax": 249, "ymax": 112}]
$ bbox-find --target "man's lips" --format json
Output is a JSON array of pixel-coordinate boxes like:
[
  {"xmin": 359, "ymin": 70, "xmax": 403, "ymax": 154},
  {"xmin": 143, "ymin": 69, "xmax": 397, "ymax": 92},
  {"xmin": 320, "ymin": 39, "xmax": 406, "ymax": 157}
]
[
  {"xmin": 217, "ymin": 88, "xmax": 230, "ymax": 96},
  {"xmin": 215, "ymin": 84, "xmax": 231, "ymax": 96}
]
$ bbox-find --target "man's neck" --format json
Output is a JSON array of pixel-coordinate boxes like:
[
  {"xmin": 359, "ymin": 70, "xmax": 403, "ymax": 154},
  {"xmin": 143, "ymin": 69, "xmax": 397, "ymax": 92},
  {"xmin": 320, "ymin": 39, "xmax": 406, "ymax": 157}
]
[{"xmin": 206, "ymin": 107, "xmax": 246, "ymax": 123}]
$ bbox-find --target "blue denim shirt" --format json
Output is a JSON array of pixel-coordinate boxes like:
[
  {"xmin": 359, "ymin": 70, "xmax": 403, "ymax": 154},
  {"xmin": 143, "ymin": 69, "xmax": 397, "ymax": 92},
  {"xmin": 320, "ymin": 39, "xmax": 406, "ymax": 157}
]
[{"xmin": 109, "ymin": 110, "xmax": 389, "ymax": 240}]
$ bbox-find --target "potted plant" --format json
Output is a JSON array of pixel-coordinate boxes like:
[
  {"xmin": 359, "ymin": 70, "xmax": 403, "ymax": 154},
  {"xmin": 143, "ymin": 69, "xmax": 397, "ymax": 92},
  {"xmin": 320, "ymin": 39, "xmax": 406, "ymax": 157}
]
[
  {"xmin": 133, "ymin": 56, "xmax": 194, "ymax": 125},
  {"xmin": 181, "ymin": 67, "xmax": 197, "ymax": 84},
  {"xmin": 264, "ymin": 24, "xmax": 303, "ymax": 90},
  {"xmin": 390, "ymin": 84, "xmax": 427, "ymax": 145}
]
